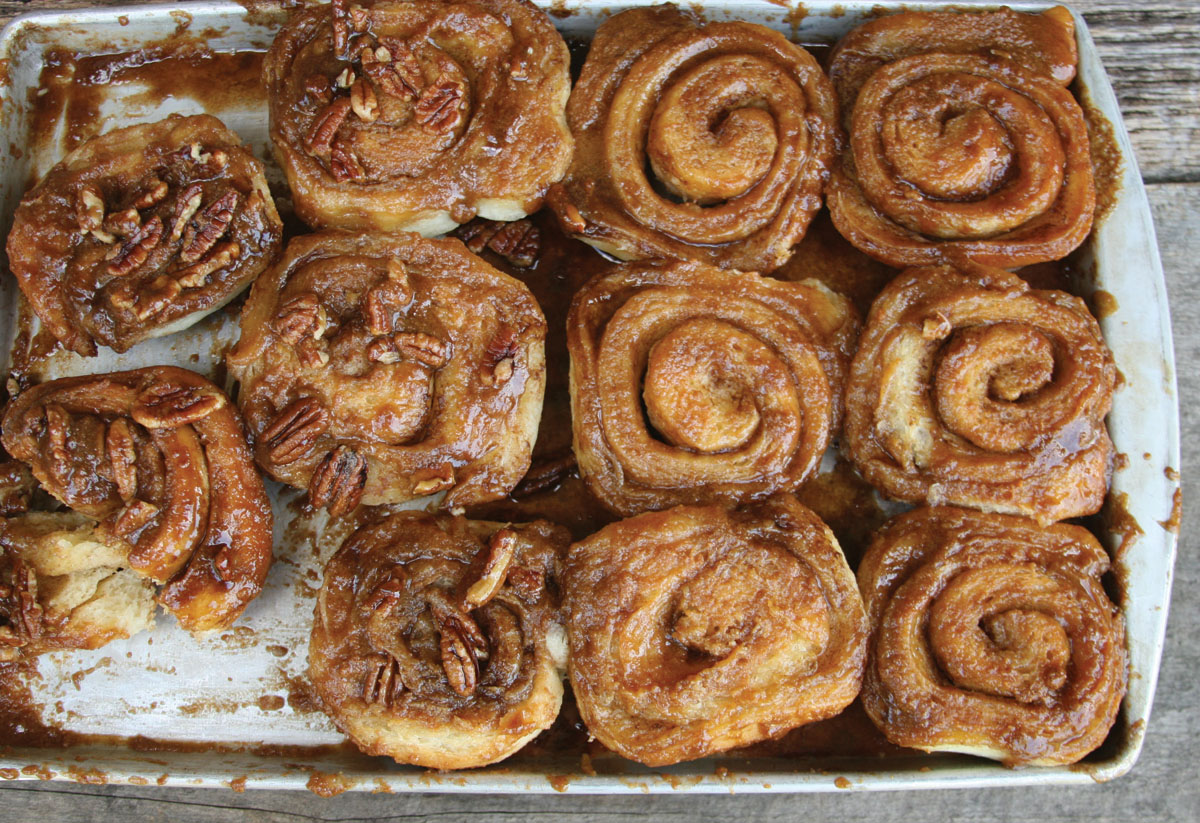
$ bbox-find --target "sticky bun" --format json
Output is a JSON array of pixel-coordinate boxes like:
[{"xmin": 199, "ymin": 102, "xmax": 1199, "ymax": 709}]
[
  {"xmin": 0, "ymin": 367, "xmax": 273, "ymax": 635},
  {"xmin": 264, "ymin": 0, "xmax": 573, "ymax": 234},
  {"xmin": 858, "ymin": 506, "xmax": 1126, "ymax": 766},
  {"xmin": 6, "ymin": 114, "xmax": 282, "ymax": 356},
  {"xmin": 568, "ymin": 259, "xmax": 857, "ymax": 516},
  {"xmin": 309, "ymin": 510, "xmax": 568, "ymax": 768},
  {"xmin": 564, "ymin": 495, "xmax": 867, "ymax": 766},
  {"xmin": 227, "ymin": 231, "xmax": 546, "ymax": 514}
]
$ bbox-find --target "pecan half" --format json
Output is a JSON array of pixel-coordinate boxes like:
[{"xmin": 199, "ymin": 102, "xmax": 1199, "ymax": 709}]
[
  {"xmin": 457, "ymin": 219, "xmax": 541, "ymax": 267},
  {"xmin": 462, "ymin": 528, "xmax": 519, "ymax": 610},
  {"xmin": 297, "ymin": 338, "xmax": 331, "ymax": 368},
  {"xmin": 363, "ymin": 654, "xmax": 404, "ymax": 707},
  {"xmin": 111, "ymin": 499, "xmax": 160, "ymax": 540},
  {"xmin": 272, "ymin": 292, "xmax": 327, "ymax": 345},
  {"xmin": 350, "ymin": 76, "xmax": 379, "ymax": 122},
  {"xmin": 0, "ymin": 462, "xmax": 34, "ymax": 517},
  {"xmin": 309, "ymin": 445, "xmax": 368, "ymax": 517},
  {"xmin": 105, "ymin": 419, "xmax": 138, "ymax": 502},
  {"xmin": 262, "ymin": 397, "xmax": 329, "ymax": 465},
  {"xmin": 180, "ymin": 190, "xmax": 239, "ymax": 263},
  {"xmin": 365, "ymin": 566, "xmax": 407, "ymax": 612},
  {"xmin": 511, "ymin": 452, "xmax": 577, "ymax": 499},
  {"xmin": 394, "ymin": 332, "xmax": 450, "ymax": 369},
  {"xmin": 76, "ymin": 185, "xmax": 114, "ymax": 243},
  {"xmin": 105, "ymin": 216, "xmax": 164, "ymax": 276},
  {"xmin": 111, "ymin": 275, "xmax": 181, "ymax": 322},
  {"xmin": 366, "ymin": 337, "xmax": 400, "ymax": 364},
  {"xmin": 131, "ymin": 178, "xmax": 169, "ymax": 209},
  {"xmin": 366, "ymin": 38, "xmax": 423, "ymax": 99},
  {"xmin": 439, "ymin": 621, "xmax": 478, "ymax": 697},
  {"xmin": 331, "ymin": 0, "xmax": 352, "ymax": 59},
  {"xmin": 305, "ymin": 98, "xmax": 353, "ymax": 156},
  {"xmin": 329, "ymin": 138, "xmax": 365, "ymax": 182},
  {"xmin": 363, "ymin": 267, "xmax": 411, "ymax": 336},
  {"xmin": 304, "ymin": 73, "xmax": 333, "ymax": 105},
  {"xmin": 168, "ymin": 184, "xmax": 205, "ymax": 242},
  {"xmin": 176, "ymin": 241, "xmax": 241, "ymax": 289},
  {"xmin": 132, "ymin": 381, "xmax": 226, "ymax": 429},
  {"xmin": 411, "ymin": 464, "xmax": 455, "ymax": 496},
  {"xmin": 415, "ymin": 77, "xmax": 467, "ymax": 133}
]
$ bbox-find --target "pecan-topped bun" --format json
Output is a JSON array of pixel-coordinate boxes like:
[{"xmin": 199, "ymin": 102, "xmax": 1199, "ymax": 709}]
[
  {"xmin": 842, "ymin": 264, "xmax": 1115, "ymax": 525},
  {"xmin": 826, "ymin": 7, "xmax": 1094, "ymax": 268},
  {"xmin": 6, "ymin": 114, "xmax": 282, "ymax": 356},
  {"xmin": 548, "ymin": 5, "xmax": 837, "ymax": 272},
  {"xmin": 227, "ymin": 231, "xmax": 546, "ymax": 514},
  {"xmin": 858, "ymin": 507, "xmax": 1126, "ymax": 766},
  {"xmin": 568, "ymin": 259, "xmax": 858, "ymax": 517},
  {"xmin": 564, "ymin": 495, "xmax": 868, "ymax": 766},
  {"xmin": 309, "ymin": 510, "xmax": 569, "ymax": 769},
  {"xmin": 0, "ymin": 367, "xmax": 274, "ymax": 634},
  {"xmin": 264, "ymin": 0, "xmax": 572, "ymax": 234}
]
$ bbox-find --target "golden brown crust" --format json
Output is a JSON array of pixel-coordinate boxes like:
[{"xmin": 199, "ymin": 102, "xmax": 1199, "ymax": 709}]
[
  {"xmin": 227, "ymin": 230, "xmax": 546, "ymax": 512},
  {"xmin": 857, "ymin": 506, "xmax": 1126, "ymax": 766},
  {"xmin": 564, "ymin": 495, "xmax": 867, "ymax": 767},
  {"xmin": 264, "ymin": 0, "xmax": 573, "ymax": 234},
  {"xmin": 568, "ymin": 259, "xmax": 858, "ymax": 517},
  {"xmin": 842, "ymin": 264, "xmax": 1115, "ymax": 524},
  {"xmin": 549, "ymin": 6, "xmax": 836, "ymax": 272},
  {"xmin": 6, "ymin": 114, "xmax": 282, "ymax": 356},
  {"xmin": 308, "ymin": 510, "xmax": 569, "ymax": 769},
  {"xmin": 826, "ymin": 8, "xmax": 1093, "ymax": 268},
  {"xmin": 0, "ymin": 367, "xmax": 273, "ymax": 633}
]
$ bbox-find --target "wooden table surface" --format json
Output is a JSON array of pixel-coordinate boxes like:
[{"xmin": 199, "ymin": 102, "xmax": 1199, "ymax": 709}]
[{"xmin": 0, "ymin": 1, "xmax": 1195, "ymax": 820}]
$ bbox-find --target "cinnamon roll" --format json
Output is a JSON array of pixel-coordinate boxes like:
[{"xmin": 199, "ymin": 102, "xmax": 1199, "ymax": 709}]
[
  {"xmin": 827, "ymin": 7, "xmax": 1094, "ymax": 268},
  {"xmin": 264, "ymin": 0, "xmax": 572, "ymax": 234},
  {"xmin": 568, "ymin": 259, "xmax": 857, "ymax": 517},
  {"xmin": 6, "ymin": 114, "xmax": 282, "ymax": 356},
  {"xmin": 0, "ymin": 367, "xmax": 274, "ymax": 633},
  {"xmin": 858, "ymin": 506, "xmax": 1126, "ymax": 766},
  {"xmin": 564, "ymin": 495, "xmax": 867, "ymax": 766},
  {"xmin": 549, "ymin": 5, "xmax": 837, "ymax": 272},
  {"xmin": 842, "ymin": 265, "xmax": 1115, "ymax": 524},
  {"xmin": 309, "ymin": 510, "xmax": 568, "ymax": 769},
  {"xmin": 227, "ymin": 231, "xmax": 546, "ymax": 514}
]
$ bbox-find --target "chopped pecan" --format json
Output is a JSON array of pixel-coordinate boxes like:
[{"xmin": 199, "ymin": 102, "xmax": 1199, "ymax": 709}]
[
  {"xmin": 350, "ymin": 76, "xmax": 379, "ymax": 122},
  {"xmin": 180, "ymin": 190, "xmax": 239, "ymax": 263},
  {"xmin": 366, "ymin": 337, "xmax": 400, "ymax": 364},
  {"xmin": 111, "ymin": 499, "xmax": 160, "ymax": 539},
  {"xmin": 103, "ymin": 207, "xmax": 142, "ymax": 238},
  {"xmin": 511, "ymin": 452, "xmax": 577, "ymax": 499},
  {"xmin": 305, "ymin": 98, "xmax": 353, "ymax": 156},
  {"xmin": 335, "ymin": 67, "xmax": 356, "ymax": 89},
  {"xmin": 393, "ymin": 332, "xmax": 450, "ymax": 369},
  {"xmin": 0, "ymin": 550, "xmax": 43, "ymax": 655},
  {"xmin": 457, "ymin": 219, "xmax": 540, "ymax": 267},
  {"xmin": 105, "ymin": 418, "xmax": 138, "ymax": 502},
  {"xmin": 309, "ymin": 445, "xmax": 368, "ymax": 517},
  {"xmin": 462, "ymin": 528, "xmax": 519, "ymax": 610},
  {"xmin": 365, "ymin": 566, "xmax": 407, "ymax": 612},
  {"xmin": 176, "ymin": 241, "xmax": 241, "ymax": 289},
  {"xmin": 111, "ymin": 275, "xmax": 181, "ymax": 322},
  {"xmin": 507, "ymin": 566, "xmax": 546, "ymax": 603},
  {"xmin": 262, "ymin": 397, "xmax": 329, "ymax": 465},
  {"xmin": 168, "ymin": 184, "xmax": 204, "ymax": 242},
  {"xmin": 304, "ymin": 73, "xmax": 332, "ymax": 105},
  {"xmin": 415, "ymin": 77, "xmax": 467, "ymax": 133},
  {"xmin": 132, "ymin": 381, "xmax": 226, "ymax": 429},
  {"xmin": 0, "ymin": 462, "xmax": 34, "ymax": 517},
  {"xmin": 549, "ymin": 184, "xmax": 587, "ymax": 233},
  {"xmin": 363, "ymin": 269, "xmax": 411, "ymax": 336},
  {"xmin": 105, "ymin": 215, "xmax": 163, "ymax": 276},
  {"xmin": 272, "ymin": 292, "xmax": 328, "ymax": 345},
  {"xmin": 366, "ymin": 38, "xmax": 422, "ymax": 99},
  {"xmin": 297, "ymin": 339, "xmax": 331, "ymax": 368},
  {"xmin": 411, "ymin": 464, "xmax": 455, "ymax": 496},
  {"xmin": 922, "ymin": 311, "xmax": 952, "ymax": 341},
  {"xmin": 76, "ymin": 185, "xmax": 115, "ymax": 242},
  {"xmin": 363, "ymin": 654, "xmax": 404, "ymax": 707},
  {"xmin": 329, "ymin": 138, "xmax": 365, "ymax": 182},
  {"xmin": 131, "ymin": 178, "xmax": 169, "ymax": 209}
]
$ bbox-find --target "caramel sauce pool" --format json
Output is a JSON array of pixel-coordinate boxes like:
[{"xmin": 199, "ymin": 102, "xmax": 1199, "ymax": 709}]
[{"xmin": 2, "ymin": 26, "xmax": 1135, "ymax": 779}]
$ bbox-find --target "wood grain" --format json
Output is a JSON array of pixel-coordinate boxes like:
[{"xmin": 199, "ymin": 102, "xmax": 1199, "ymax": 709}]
[{"xmin": 0, "ymin": 2, "xmax": 1195, "ymax": 821}]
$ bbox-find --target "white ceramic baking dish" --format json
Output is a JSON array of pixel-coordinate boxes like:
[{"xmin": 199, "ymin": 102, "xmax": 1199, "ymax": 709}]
[{"xmin": 0, "ymin": 0, "xmax": 1180, "ymax": 793}]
